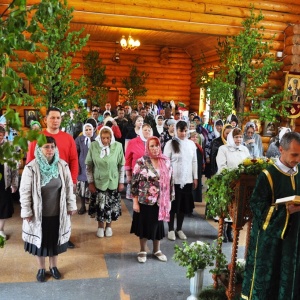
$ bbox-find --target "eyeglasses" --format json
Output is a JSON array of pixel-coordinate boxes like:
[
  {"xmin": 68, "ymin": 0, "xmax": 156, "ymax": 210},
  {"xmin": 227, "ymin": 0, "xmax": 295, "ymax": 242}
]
[{"xmin": 42, "ymin": 145, "xmax": 56, "ymax": 150}]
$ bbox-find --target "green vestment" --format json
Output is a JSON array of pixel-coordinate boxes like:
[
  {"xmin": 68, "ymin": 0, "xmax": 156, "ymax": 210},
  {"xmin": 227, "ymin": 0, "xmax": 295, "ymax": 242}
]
[{"xmin": 241, "ymin": 164, "xmax": 300, "ymax": 300}]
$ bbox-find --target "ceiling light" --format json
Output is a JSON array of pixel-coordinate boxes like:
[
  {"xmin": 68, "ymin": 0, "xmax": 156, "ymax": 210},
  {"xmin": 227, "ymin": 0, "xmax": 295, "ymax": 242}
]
[{"xmin": 120, "ymin": 34, "xmax": 140, "ymax": 51}]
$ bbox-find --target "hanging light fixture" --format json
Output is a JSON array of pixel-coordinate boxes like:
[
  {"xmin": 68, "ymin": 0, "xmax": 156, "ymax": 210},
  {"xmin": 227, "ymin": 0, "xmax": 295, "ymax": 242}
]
[{"xmin": 120, "ymin": 34, "xmax": 140, "ymax": 51}]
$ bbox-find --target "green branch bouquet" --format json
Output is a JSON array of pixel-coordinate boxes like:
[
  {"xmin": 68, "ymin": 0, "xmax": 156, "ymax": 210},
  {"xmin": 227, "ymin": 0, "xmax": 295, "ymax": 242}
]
[{"xmin": 206, "ymin": 157, "xmax": 275, "ymax": 218}]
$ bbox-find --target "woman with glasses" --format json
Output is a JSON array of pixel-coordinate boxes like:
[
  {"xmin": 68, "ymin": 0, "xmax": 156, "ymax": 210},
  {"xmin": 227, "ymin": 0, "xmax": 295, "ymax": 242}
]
[
  {"xmin": 243, "ymin": 121, "xmax": 263, "ymax": 158},
  {"xmin": 20, "ymin": 136, "xmax": 77, "ymax": 282}
]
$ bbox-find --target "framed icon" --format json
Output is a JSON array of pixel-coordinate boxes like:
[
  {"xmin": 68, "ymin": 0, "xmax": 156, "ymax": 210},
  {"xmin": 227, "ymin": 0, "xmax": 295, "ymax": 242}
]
[
  {"xmin": 24, "ymin": 109, "xmax": 39, "ymax": 128},
  {"xmin": 263, "ymin": 121, "xmax": 277, "ymax": 137}
]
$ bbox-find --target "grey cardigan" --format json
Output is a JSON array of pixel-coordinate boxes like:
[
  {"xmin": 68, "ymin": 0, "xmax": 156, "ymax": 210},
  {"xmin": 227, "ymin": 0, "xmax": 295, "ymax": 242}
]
[{"xmin": 19, "ymin": 159, "xmax": 77, "ymax": 248}]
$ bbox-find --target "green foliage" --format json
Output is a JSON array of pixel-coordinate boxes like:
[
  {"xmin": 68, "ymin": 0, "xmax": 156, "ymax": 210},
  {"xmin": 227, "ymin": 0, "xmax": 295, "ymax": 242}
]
[
  {"xmin": 20, "ymin": 0, "xmax": 89, "ymax": 110},
  {"xmin": 173, "ymin": 239, "xmax": 226, "ymax": 279},
  {"xmin": 196, "ymin": 7, "xmax": 285, "ymax": 123},
  {"xmin": 0, "ymin": 235, "xmax": 5, "ymax": 248},
  {"xmin": 83, "ymin": 50, "xmax": 108, "ymax": 107},
  {"xmin": 206, "ymin": 157, "xmax": 275, "ymax": 218},
  {"xmin": 199, "ymin": 286, "xmax": 227, "ymax": 300},
  {"xmin": 121, "ymin": 65, "xmax": 148, "ymax": 107},
  {"xmin": 0, "ymin": 1, "xmax": 46, "ymax": 166}
]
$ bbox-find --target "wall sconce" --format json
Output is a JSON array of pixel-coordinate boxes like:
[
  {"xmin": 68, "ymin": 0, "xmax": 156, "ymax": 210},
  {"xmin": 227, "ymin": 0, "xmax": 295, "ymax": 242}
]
[
  {"xmin": 112, "ymin": 50, "xmax": 120, "ymax": 63},
  {"xmin": 120, "ymin": 34, "xmax": 140, "ymax": 51}
]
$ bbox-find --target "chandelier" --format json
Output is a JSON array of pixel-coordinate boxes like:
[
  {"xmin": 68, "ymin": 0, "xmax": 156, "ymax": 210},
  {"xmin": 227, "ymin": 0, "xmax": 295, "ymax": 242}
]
[{"xmin": 120, "ymin": 34, "xmax": 140, "ymax": 51}]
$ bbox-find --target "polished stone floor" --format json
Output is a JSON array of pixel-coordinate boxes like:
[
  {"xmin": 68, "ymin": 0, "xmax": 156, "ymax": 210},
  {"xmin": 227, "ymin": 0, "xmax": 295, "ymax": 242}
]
[{"xmin": 0, "ymin": 192, "xmax": 247, "ymax": 300}]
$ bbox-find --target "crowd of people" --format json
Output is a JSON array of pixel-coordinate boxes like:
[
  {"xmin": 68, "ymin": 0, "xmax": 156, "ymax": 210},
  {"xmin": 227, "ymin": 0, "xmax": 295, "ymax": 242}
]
[{"xmin": 0, "ymin": 101, "xmax": 299, "ymax": 298}]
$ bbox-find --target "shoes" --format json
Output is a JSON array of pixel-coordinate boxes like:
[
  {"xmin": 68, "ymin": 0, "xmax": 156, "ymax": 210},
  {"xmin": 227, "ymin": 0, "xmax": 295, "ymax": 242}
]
[
  {"xmin": 176, "ymin": 230, "xmax": 187, "ymax": 240},
  {"xmin": 105, "ymin": 227, "xmax": 113, "ymax": 237},
  {"xmin": 78, "ymin": 207, "xmax": 86, "ymax": 215},
  {"xmin": 153, "ymin": 250, "xmax": 167, "ymax": 262},
  {"xmin": 168, "ymin": 231, "xmax": 176, "ymax": 241},
  {"xmin": 97, "ymin": 228, "xmax": 104, "ymax": 238},
  {"xmin": 49, "ymin": 267, "xmax": 61, "ymax": 280},
  {"xmin": 137, "ymin": 251, "xmax": 147, "ymax": 263},
  {"xmin": 0, "ymin": 231, "xmax": 6, "ymax": 239},
  {"xmin": 67, "ymin": 240, "xmax": 75, "ymax": 248},
  {"xmin": 36, "ymin": 269, "xmax": 46, "ymax": 282}
]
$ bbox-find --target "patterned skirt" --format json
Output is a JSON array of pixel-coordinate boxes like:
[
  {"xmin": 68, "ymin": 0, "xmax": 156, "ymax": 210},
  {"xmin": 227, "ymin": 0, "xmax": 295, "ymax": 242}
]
[
  {"xmin": 76, "ymin": 181, "xmax": 91, "ymax": 199},
  {"xmin": 88, "ymin": 189, "xmax": 121, "ymax": 223}
]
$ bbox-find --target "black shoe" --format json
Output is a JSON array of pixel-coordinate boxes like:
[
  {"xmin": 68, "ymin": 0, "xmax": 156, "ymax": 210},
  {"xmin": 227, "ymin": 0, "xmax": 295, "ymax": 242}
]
[
  {"xmin": 67, "ymin": 240, "xmax": 75, "ymax": 249},
  {"xmin": 36, "ymin": 269, "xmax": 46, "ymax": 282},
  {"xmin": 49, "ymin": 267, "xmax": 61, "ymax": 280},
  {"xmin": 78, "ymin": 207, "xmax": 86, "ymax": 215}
]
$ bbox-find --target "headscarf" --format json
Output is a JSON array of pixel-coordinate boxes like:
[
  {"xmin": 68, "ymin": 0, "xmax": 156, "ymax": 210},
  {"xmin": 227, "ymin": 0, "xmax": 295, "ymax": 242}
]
[
  {"xmin": 103, "ymin": 116, "xmax": 115, "ymax": 125},
  {"xmin": 82, "ymin": 123, "xmax": 94, "ymax": 148},
  {"xmin": 30, "ymin": 120, "xmax": 42, "ymax": 130},
  {"xmin": 34, "ymin": 143, "xmax": 59, "ymax": 187},
  {"xmin": 85, "ymin": 117, "xmax": 97, "ymax": 132},
  {"xmin": 226, "ymin": 114, "xmax": 238, "ymax": 126},
  {"xmin": 227, "ymin": 127, "xmax": 242, "ymax": 150},
  {"xmin": 95, "ymin": 126, "xmax": 115, "ymax": 158},
  {"xmin": 279, "ymin": 127, "xmax": 292, "ymax": 142},
  {"xmin": 103, "ymin": 110, "xmax": 111, "ymax": 117},
  {"xmin": 243, "ymin": 121, "xmax": 256, "ymax": 141},
  {"xmin": 145, "ymin": 136, "xmax": 171, "ymax": 222},
  {"xmin": 221, "ymin": 124, "xmax": 232, "ymax": 145},
  {"xmin": 155, "ymin": 115, "xmax": 164, "ymax": 135},
  {"xmin": 213, "ymin": 119, "xmax": 223, "ymax": 138},
  {"xmin": 138, "ymin": 124, "xmax": 153, "ymax": 142}
]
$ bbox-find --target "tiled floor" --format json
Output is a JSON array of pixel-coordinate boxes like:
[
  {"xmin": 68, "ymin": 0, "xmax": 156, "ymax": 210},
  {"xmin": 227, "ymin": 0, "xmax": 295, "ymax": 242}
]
[{"xmin": 0, "ymin": 192, "xmax": 247, "ymax": 300}]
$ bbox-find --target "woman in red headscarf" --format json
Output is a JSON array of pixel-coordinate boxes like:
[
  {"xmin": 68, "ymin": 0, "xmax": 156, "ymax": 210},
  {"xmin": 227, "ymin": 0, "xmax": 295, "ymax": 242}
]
[{"xmin": 130, "ymin": 137, "xmax": 174, "ymax": 263}]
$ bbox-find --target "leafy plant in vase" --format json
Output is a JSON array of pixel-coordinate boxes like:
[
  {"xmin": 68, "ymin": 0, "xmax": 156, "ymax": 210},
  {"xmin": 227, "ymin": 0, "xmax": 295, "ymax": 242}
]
[{"xmin": 173, "ymin": 239, "xmax": 226, "ymax": 300}]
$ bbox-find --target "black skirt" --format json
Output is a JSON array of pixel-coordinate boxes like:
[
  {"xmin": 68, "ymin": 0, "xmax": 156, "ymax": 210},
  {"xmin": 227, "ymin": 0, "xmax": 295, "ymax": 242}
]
[
  {"xmin": 171, "ymin": 183, "xmax": 195, "ymax": 214},
  {"xmin": 0, "ymin": 163, "xmax": 14, "ymax": 219},
  {"xmin": 130, "ymin": 203, "xmax": 165, "ymax": 241},
  {"xmin": 24, "ymin": 216, "xmax": 68, "ymax": 257}
]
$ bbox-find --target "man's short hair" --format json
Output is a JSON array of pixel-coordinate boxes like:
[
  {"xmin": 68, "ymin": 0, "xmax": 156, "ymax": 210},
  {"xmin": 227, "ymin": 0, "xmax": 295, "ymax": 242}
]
[
  {"xmin": 46, "ymin": 107, "xmax": 61, "ymax": 115},
  {"xmin": 280, "ymin": 132, "xmax": 300, "ymax": 150}
]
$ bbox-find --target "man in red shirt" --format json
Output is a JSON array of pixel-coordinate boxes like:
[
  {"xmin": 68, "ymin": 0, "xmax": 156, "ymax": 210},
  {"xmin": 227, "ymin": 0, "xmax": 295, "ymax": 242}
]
[{"xmin": 26, "ymin": 107, "xmax": 78, "ymax": 248}]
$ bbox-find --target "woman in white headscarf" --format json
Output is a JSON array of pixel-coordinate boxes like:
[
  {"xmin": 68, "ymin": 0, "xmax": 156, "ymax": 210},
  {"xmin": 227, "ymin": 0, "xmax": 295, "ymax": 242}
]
[
  {"xmin": 153, "ymin": 115, "xmax": 165, "ymax": 138},
  {"xmin": 86, "ymin": 126, "xmax": 125, "ymax": 238},
  {"xmin": 163, "ymin": 121, "xmax": 198, "ymax": 241},
  {"xmin": 266, "ymin": 127, "xmax": 291, "ymax": 158},
  {"xmin": 217, "ymin": 127, "xmax": 250, "ymax": 174},
  {"xmin": 75, "ymin": 123, "xmax": 96, "ymax": 214},
  {"xmin": 243, "ymin": 122, "xmax": 263, "ymax": 158}
]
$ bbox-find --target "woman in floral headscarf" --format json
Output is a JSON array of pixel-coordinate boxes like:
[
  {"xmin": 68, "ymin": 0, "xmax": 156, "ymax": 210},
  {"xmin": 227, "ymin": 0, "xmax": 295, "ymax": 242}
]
[{"xmin": 131, "ymin": 136, "xmax": 174, "ymax": 263}]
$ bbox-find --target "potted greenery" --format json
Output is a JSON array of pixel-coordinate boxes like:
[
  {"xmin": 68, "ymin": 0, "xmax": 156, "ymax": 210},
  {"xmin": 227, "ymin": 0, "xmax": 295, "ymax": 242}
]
[
  {"xmin": 173, "ymin": 239, "xmax": 226, "ymax": 300},
  {"xmin": 0, "ymin": 235, "xmax": 5, "ymax": 248}
]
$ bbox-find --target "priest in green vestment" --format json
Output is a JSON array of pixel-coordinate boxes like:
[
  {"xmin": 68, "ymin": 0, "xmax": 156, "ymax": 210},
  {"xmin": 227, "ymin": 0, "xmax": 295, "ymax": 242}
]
[{"xmin": 241, "ymin": 132, "xmax": 300, "ymax": 300}]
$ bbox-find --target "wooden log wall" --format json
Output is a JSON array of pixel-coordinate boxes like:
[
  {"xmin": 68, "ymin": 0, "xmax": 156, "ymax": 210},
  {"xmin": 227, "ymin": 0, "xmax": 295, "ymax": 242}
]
[{"xmin": 9, "ymin": 41, "xmax": 192, "ymax": 124}]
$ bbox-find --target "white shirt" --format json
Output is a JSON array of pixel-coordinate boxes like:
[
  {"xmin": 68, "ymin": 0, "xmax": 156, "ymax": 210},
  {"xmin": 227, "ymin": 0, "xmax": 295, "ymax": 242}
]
[{"xmin": 216, "ymin": 144, "xmax": 250, "ymax": 174}]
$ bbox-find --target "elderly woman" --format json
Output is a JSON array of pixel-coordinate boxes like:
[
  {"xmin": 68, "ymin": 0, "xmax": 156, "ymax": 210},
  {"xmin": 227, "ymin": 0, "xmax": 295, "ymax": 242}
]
[
  {"xmin": 131, "ymin": 137, "xmax": 173, "ymax": 263},
  {"xmin": 86, "ymin": 126, "xmax": 124, "ymax": 238},
  {"xmin": 164, "ymin": 121, "xmax": 198, "ymax": 241},
  {"xmin": 0, "ymin": 126, "xmax": 18, "ymax": 240},
  {"xmin": 243, "ymin": 121, "xmax": 263, "ymax": 158},
  {"xmin": 75, "ymin": 123, "xmax": 96, "ymax": 214},
  {"xmin": 20, "ymin": 136, "xmax": 77, "ymax": 282}
]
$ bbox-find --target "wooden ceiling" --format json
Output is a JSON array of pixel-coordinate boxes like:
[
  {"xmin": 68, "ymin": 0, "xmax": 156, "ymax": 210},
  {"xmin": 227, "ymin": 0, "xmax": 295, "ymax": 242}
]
[
  {"xmin": 1, "ymin": 0, "xmax": 300, "ymax": 57},
  {"xmin": 65, "ymin": 0, "xmax": 300, "ymax": 57}
]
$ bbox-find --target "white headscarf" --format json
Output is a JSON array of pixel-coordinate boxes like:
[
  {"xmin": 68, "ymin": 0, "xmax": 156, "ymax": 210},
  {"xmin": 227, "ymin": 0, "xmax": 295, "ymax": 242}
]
[
  {"xmin": 95, "ymin": 126, "xmax": 115, "ymax": 158},
  {"xmin": 138, "ymin": 124, "xmax": 153, "ymax": 142},
  {"xmin": 155, "ymin": 115, "xmax": 164, "ymax": 135},
  {"xmin": 226, "ymin": 128, "xmax": 242, "ymax": 150},
  {"xmin": 279, "ymin": 127, "xmax": 292, "ymax": 142},
  {"xmin": 82, "ymin": 123, "xmax": 94, "ymax": 148},
  {"xmin": 213, "ymin": 119, "xmax": 224, "ymax": 138}
]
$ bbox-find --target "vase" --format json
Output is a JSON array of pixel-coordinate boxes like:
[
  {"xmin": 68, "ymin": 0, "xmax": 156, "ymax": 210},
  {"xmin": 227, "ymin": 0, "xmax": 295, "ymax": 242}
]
[{"xmin": 187, "ymin": 269, "xmax": 204, "ymax": 300}]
